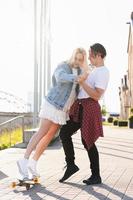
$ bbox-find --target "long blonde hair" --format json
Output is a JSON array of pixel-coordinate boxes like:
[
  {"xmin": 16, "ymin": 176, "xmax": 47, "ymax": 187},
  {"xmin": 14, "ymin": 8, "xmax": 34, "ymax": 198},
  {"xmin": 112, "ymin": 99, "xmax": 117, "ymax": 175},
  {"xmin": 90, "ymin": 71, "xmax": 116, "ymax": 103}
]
[{"xmin": 68, "ymin": 48, "xmax": 86, "ymax": 67}]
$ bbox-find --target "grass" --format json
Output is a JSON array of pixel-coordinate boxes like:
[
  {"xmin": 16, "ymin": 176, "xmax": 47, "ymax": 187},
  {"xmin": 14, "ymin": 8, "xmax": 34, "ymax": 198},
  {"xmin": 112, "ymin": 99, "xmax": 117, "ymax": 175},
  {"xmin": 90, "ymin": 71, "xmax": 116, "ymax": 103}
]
[
  {"xmin": 0, "ymin": 128, "xmax": 23, "ymax": 150},
  {"xmin": 102, "ymin": 121, "xmax": 113, "ymax": 126}
]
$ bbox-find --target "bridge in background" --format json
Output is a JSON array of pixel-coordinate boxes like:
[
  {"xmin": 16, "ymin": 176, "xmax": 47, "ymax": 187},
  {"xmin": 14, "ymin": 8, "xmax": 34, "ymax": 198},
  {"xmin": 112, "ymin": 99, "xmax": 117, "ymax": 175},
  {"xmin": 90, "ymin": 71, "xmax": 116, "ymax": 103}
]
[{"xmin": 0, "ymin": 90, "xmax": 31, "ymax": 113}]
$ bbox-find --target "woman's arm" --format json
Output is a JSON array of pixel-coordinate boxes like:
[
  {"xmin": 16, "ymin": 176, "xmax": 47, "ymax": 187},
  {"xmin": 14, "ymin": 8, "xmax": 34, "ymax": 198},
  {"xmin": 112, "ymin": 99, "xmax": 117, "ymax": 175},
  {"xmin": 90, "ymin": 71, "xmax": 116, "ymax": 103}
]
[
  {"xmin": 54, "ymin": 62, "xmax": 89, "ymax": 83},
  {"xmin": 55, "ymin": 69, "xmax": 78, "ymax": 83},
  {"xmin": 54, "ymin": 65, "xmax": 78, "ymax": 83}
]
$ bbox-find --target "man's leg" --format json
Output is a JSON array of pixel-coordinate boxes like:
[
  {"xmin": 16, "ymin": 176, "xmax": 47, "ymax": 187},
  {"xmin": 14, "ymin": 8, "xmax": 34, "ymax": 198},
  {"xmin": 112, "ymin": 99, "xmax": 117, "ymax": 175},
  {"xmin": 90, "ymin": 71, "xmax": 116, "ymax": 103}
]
[
  {"xmin": 82, "ymin": 138, "xmax": 102, "ymax": 185},
  {"xmin": 59, "ymin": 119, "xmax": 80, "ymax": 182}
]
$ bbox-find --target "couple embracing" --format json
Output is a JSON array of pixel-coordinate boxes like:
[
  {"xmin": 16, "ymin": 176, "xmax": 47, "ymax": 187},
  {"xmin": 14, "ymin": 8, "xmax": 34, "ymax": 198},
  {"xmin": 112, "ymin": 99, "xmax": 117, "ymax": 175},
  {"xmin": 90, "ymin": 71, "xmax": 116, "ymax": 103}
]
[{"xmin": 17, "ymin": 43, "xmax": 109, "ymax": 185}]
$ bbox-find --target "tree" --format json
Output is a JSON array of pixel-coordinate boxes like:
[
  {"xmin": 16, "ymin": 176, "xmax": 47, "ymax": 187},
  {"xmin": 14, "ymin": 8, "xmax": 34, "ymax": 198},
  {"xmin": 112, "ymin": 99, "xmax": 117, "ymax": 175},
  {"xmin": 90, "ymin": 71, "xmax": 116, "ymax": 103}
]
[{"xmin": 101, "ymin": 105, "xmax": 107, "ymax": 116}]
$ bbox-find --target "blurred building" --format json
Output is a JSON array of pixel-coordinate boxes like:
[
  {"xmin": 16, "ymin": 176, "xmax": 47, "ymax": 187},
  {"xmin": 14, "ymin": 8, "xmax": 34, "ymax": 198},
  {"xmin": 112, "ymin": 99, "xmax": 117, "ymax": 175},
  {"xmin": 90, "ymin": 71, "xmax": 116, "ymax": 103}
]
[{"xmin": 119, "ymin": 12, "xmax": 133, "ymax": 119}]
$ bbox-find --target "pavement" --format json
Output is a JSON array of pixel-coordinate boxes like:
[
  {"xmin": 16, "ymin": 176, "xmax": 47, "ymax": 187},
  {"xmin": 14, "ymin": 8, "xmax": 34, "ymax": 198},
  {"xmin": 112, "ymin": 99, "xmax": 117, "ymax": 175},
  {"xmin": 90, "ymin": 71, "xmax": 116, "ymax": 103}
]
[{"xmin": 0, "ymin": 126, "xmax": 133, "ymax": 200}]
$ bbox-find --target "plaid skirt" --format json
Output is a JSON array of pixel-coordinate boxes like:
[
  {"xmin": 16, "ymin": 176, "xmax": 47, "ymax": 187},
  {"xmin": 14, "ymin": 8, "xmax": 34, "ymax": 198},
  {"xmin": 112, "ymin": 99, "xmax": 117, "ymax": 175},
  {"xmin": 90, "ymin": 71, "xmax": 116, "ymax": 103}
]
[{"xmin": 69, "ymin": 98, "xmax": 103, "ymax": 149}]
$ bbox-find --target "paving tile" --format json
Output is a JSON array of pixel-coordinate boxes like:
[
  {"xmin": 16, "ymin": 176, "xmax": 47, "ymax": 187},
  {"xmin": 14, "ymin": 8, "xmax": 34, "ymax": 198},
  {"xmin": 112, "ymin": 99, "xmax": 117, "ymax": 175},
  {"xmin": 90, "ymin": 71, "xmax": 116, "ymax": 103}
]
[{"xmin": 0, "ymin": 126, "xmax": 133, "ymax": 200}]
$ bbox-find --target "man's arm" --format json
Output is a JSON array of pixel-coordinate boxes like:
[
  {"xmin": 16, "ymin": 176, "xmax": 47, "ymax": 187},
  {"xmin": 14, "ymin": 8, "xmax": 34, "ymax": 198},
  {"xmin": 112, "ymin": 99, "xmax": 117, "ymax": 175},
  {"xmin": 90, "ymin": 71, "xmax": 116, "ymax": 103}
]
[{"xmin": 80, "ymin": 81, "xmax": 104, "ymax": 101}]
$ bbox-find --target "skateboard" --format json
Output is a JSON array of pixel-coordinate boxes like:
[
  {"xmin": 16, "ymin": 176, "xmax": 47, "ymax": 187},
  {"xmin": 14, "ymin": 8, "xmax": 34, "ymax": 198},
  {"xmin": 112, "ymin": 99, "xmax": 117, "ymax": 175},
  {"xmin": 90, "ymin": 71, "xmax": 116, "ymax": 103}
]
[{"xmin": 11, "ymin": 177, "xmax": 40, "ymax": 190}]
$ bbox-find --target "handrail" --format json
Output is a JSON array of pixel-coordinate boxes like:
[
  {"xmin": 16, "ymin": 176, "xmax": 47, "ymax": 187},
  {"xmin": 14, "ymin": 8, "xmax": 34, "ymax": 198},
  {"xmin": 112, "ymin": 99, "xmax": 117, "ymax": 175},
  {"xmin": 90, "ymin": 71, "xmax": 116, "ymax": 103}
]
[
  {"xmin": 0, "ymin": 115, "xmax": 26, "ymax": 148},
  {"xmin": 0, "ymin": 115, "xmax": 24, "ymax": 127},
  {"xmin": 0, "ymin": 115, "xmax": 34, "ymax": 149}
]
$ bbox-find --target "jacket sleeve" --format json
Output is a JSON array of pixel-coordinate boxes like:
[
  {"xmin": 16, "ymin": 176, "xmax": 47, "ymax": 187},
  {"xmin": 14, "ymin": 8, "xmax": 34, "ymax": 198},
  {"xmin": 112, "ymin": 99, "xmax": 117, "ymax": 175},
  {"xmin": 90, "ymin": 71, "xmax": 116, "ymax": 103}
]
[{"xmin": 54, "ymin": 64, "xmax": 78, "ymax": 83}]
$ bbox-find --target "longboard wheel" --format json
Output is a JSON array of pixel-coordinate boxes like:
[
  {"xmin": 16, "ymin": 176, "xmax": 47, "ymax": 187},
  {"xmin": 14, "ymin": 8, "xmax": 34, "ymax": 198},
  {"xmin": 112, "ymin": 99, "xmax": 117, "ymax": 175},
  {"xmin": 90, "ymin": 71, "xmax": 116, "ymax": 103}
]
[
  {"xmin": 26, "ymin": 184, "xmax": 30, "ymax": 190},
  {"xmin": 11, "ymin": 182, "xmax": 16, "ymax": 188},
  {"xmin": 33, "ymin": 177, "xmax": 39, "ymax": 184}
]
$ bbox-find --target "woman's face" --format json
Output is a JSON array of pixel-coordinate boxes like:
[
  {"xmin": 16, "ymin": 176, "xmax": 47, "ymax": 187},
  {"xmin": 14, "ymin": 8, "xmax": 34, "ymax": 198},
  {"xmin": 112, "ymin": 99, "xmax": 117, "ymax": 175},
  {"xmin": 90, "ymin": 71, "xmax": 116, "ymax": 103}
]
[{"xmin": 74, "ymin": 53, "xmax": 84, "ymax": 67}]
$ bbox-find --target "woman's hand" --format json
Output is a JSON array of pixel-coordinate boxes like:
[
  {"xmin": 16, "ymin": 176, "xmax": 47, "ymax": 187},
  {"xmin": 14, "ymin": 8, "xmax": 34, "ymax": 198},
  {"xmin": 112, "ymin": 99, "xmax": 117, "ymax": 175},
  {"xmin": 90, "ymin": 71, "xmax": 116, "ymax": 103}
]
[
  {"xmin": 77, "ymin": 71, "xmax": 89, "ymax": 84},
  {"xmin": 80, "ymin": 52, "xmax": 89, "ymax": 71}
]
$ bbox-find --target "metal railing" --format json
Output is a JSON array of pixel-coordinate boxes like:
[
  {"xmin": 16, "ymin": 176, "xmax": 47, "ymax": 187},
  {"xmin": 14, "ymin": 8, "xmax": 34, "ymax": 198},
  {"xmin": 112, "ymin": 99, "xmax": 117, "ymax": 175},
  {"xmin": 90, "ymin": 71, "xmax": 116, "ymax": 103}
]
[{"xmin": 0, "ymin": 115, "xmax": 33, "ymax": 149}]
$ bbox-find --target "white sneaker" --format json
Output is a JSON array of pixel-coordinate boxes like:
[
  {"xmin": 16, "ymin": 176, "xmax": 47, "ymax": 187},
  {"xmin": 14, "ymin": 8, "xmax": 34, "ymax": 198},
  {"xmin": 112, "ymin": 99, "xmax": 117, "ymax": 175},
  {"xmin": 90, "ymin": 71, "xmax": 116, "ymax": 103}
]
[
  {"xmin": 28, "ymin": 159, "xmax": 40, "ymax": 178},
  {"xmin": 17, "ymin": 158, "xmax": 29, "ymax": 179}
]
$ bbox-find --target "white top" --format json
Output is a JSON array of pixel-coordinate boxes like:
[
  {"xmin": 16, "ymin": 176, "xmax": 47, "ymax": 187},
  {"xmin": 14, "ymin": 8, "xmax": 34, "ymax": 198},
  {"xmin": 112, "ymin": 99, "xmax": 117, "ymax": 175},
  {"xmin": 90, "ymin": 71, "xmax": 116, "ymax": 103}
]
[{"xmin": 78, "ymin": 66, "xmax": 109, "ymax": 99}]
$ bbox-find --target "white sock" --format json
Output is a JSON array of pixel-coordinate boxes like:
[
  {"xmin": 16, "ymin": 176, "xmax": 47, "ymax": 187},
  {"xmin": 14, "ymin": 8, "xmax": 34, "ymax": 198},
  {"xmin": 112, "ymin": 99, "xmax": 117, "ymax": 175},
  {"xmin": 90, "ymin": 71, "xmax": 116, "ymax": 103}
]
[
  {"xmin": 29, "ymin": 159, "xmax": 37, "ymax": 167},
  {"xmin": 23, "ymin": 158, "xmax": 29, "ymax": 164},
  {"xmin": 24, "ymin": 158, "xmax": 28, "ymax": 161}
]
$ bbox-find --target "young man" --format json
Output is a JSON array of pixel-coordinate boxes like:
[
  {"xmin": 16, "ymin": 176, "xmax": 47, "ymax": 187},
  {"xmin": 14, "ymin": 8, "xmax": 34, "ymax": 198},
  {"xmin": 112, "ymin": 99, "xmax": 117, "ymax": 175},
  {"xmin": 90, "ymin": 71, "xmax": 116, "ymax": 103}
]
[{"xmin": 59, "ymin": 43, "xmax": 109, "ymax": 185}]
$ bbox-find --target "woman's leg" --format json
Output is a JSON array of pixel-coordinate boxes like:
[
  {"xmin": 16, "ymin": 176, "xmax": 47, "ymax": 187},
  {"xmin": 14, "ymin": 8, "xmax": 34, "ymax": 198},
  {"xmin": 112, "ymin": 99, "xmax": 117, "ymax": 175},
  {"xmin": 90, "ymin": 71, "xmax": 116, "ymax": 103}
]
[
  {"xmin": 32, "ymin": 123, "xmax": 60, "ymax": 161},
  {"xmin": 24, "ymin": 118, "xmax": 53, "ymax": 159},
  {"xmin": 28, "ymin": 123, "xmax": 60, "ymax": 177},
  {"xmin": 17, "ymin": 118, "xmax": 54, "ymax": 178}
]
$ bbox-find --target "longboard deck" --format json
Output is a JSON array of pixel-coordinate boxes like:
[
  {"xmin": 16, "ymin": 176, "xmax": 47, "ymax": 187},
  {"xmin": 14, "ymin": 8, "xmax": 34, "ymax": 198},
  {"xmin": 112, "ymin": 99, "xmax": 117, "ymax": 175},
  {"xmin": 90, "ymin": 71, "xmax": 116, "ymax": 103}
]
[{"xmin": 11, "ymin": 178, "xmax": 40, "ymax": 190}]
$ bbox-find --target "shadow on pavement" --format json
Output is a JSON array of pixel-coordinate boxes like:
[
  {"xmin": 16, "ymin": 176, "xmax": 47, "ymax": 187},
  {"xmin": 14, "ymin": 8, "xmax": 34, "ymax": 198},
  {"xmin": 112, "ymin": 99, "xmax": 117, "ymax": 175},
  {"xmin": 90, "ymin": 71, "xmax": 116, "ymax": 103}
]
[
  {"xmin": 63, "ymin": 182, "xmax": 133, "ymax": 200},
  {"xmin": 0, "ymin": 170, "xmax": 8, "ymax": 180},
  {"xmin": 13, "ymin": 184, "xmax": 69, "ymax": 200}
]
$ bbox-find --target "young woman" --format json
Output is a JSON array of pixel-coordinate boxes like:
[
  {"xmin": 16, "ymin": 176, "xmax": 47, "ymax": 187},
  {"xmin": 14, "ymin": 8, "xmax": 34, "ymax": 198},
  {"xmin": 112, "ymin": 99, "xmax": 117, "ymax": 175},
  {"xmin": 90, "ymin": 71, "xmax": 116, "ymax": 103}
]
[{"xmin": 17, "ymin": 48, "xmax": 89, "ymax": 180}]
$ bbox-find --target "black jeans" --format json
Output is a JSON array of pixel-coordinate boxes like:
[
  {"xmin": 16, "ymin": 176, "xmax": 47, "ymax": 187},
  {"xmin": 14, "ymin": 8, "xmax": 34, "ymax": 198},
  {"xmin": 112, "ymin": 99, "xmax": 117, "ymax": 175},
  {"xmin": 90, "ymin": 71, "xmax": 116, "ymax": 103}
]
[{"xmin": 59, "ymin": 105, "xmax": 100, "ymax": 177}]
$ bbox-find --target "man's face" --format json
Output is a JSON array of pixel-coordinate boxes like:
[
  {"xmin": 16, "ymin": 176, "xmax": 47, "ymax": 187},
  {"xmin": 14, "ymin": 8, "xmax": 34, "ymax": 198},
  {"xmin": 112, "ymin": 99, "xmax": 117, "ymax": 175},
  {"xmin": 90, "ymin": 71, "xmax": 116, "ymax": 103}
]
[
  {"xmin": 88, "ymin": 49, "xmax": 97, "ymax": 66},
  {"xmin": 88, "ymin": 49, "xmax": 102, "ymax": 66}
]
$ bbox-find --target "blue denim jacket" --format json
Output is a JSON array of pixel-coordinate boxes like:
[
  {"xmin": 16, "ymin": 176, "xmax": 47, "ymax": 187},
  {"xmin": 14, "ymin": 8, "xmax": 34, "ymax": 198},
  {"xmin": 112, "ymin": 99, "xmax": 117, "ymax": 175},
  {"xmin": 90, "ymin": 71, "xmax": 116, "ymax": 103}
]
[{"xmin": 45, "ymin": 62, "xmax": 81, "ymax": 110}]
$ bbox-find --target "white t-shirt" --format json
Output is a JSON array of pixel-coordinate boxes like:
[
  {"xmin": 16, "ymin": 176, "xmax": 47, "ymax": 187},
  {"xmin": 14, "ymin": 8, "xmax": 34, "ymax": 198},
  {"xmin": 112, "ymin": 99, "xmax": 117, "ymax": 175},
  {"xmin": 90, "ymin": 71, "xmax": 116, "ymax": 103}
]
[{"xmin": 78, "ymin": 66, "xmax": 109, "ymax": 99}]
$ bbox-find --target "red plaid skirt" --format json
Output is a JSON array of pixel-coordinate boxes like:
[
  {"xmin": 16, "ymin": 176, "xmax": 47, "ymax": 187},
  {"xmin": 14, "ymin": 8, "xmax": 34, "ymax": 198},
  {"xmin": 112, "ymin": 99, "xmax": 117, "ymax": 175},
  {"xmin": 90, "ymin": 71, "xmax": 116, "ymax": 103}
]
[{"xmin": 69, "ymin": 98, "xmax": 103, "ymax": 149}]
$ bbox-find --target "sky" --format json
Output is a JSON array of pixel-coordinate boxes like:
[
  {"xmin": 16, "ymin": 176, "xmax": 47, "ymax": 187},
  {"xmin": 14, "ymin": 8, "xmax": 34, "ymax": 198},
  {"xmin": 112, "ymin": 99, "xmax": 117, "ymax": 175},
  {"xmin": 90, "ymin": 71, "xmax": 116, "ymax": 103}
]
[
  {"xmin": 0, "ymin": 0, "xmax": 34, "ymax": 100},
  {"xmin": 0, "ymin": 0, "xmax": 133, "ymax": 112}
]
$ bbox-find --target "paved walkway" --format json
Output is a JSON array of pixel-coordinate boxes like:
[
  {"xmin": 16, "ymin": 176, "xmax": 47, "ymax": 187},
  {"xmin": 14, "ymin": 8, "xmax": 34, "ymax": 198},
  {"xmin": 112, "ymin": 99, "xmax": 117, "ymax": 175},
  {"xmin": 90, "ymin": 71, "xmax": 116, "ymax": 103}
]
[{"xmin": 0, "ymin": 126, "xmax": 133, "ymax": 200}]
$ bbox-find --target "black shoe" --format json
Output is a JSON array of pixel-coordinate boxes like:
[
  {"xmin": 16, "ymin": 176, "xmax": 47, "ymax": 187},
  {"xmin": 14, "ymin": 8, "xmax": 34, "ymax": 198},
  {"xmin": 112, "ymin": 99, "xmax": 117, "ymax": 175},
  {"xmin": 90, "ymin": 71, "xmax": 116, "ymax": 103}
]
[
  {"xmin": 83, "ymin": 175, "xmax": 102, "ymax": 185},
  {"xmin": 59, "ymin": 164, "xmax": 79, "ymax": 183}
]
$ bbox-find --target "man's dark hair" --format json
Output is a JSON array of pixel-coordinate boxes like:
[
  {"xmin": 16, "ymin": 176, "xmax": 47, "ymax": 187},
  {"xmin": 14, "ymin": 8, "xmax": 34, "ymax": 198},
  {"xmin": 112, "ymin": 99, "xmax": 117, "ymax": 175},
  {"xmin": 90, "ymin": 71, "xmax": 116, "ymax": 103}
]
[{"xmin": 90, "ymin": 43, "xmax": 107, "ymax": 58}]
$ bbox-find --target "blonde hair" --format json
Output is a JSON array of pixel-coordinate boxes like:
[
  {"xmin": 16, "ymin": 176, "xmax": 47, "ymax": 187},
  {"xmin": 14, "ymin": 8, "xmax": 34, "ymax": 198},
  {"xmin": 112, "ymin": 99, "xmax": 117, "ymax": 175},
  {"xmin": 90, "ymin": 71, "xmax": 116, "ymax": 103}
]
[{"xmin": 68, "ymin": 48, "xmax": 86, "ymax": 66}]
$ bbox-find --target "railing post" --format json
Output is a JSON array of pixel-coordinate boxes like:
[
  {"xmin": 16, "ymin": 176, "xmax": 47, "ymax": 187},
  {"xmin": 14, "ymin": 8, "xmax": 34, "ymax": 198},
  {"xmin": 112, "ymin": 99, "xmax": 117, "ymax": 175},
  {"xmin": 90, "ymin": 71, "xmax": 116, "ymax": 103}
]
[
  {"xmin": 9, "ymin": 121, "xmax": 12, "ymax": 147},
  {"xmin": 0, "ymin": 130, "xmax": 1, "ymax": 148},
  {"xmin": 22, "ymin": 117, "xmax": 24, "ymax": 143}
]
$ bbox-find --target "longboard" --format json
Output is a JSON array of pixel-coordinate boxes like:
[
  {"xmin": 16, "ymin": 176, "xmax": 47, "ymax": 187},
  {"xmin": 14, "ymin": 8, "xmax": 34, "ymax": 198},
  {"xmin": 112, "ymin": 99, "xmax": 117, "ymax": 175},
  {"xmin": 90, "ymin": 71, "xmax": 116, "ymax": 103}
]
[{"xmin": 11, "ymin": 177, "xmax": 40, "ymax": 190}]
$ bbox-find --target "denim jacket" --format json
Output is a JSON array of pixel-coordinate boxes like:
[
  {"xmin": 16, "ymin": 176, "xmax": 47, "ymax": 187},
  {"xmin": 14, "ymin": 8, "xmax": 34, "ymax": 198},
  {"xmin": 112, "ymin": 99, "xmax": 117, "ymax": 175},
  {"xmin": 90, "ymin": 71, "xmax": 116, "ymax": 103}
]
[{"xmin": 45, "ymin": 62, "xmax": 81, "ymax": 110}]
